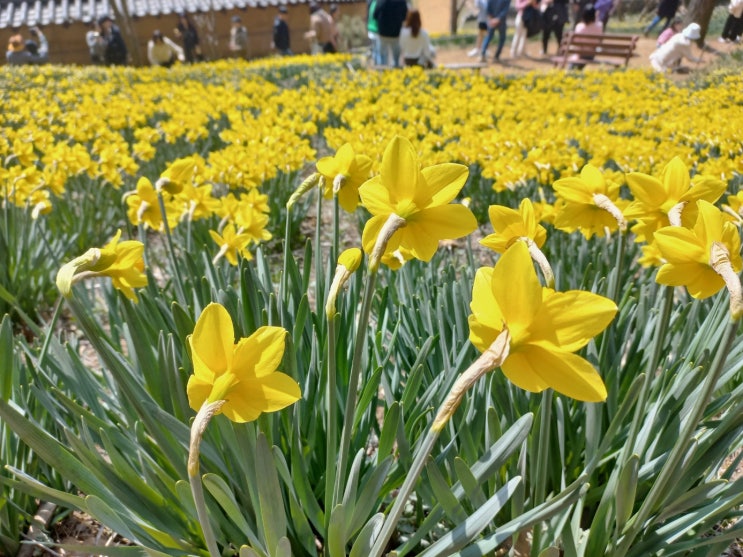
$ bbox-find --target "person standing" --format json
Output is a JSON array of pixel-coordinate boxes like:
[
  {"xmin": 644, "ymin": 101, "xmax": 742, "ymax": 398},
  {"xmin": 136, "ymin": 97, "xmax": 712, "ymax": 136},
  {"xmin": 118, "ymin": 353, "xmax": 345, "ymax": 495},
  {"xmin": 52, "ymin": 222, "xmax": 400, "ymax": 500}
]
[
  {"xmin": 649, "ymin": 22, "xmax": 703, "ymax": 72},
  {"xmin": 98, "ymin": 15, "xmax": 128, "ymax": 65},
  {"xmin": 85, "ymin": 21, "xmax": 107, "ymax": 64},
  {"xmin": 147, "ymin": 30, "xmax": 184, "ymax": 67},
  {"xmin": 374, "ymin": 0, "xmax": 408, "ymax": 67},
  {"xmin": 306, "ymin": 3, "xmax": 336, "ymax": 53},
  {"xmin": 367, "ymin": 0, "xmax": 382, "ymax": 64},
  {"xmin": 540, "ymin": 0, "xmax": 569, "ymax": 55},
  {"xmin": 272, "ymin": 6, "xmax": 292, "ymax": 55},
  {"xmin": 468, "ymin": 0, "xmax": 489, "ymax": 56},
  {"xmin": 643, "ymin": 0, "xmax": 680, "ymax": 36},
  {"xmin": 480, "ymin": 0, "xmax": 511, "ymax": 62},
  {"xmin": 175, "ymin": 12, "xmax": 201, "ymax": 62},
  {"xmin": 511, "ymin": 0, "xmax": 538, "ymax": 58},
  {"xmin": 229, "ymin": 15, "xmax": 250, "ymax": 58},
  {"xmin": 719, "ymin": 0, "xmax": 743, "ymax": 42}
]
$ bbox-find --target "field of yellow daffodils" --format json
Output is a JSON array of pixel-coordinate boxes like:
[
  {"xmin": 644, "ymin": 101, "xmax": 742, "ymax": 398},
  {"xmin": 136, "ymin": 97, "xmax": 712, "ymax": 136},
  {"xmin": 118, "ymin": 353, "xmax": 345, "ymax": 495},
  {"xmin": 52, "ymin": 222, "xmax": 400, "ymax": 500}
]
[{"xmin": 1, "ymin": 55, "xmax": 743, "ymax": 557}]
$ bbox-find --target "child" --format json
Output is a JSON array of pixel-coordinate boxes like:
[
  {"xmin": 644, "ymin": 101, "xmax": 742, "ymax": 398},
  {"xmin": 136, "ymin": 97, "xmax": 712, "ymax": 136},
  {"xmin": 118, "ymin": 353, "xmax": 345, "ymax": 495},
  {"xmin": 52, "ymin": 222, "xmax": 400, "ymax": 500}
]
[{"xmin": 656, "ymin": 17, "xmax": 681, "ymax": 48}]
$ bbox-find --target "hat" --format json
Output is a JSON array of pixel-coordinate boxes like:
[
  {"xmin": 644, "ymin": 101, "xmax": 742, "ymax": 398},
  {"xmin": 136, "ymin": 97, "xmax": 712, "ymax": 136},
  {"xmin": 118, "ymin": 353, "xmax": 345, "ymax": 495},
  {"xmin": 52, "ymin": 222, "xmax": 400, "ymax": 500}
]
[
  {"xmin": 231, "ymin": 15, "xmax": 241, "ymax": 22},
  {"xmin": 98, "ymin": 15, "xmax": 112, "ymax": 25},
  {"xmin": 278, "ymin": 5, "xmax": 288, "ymax": 12},
  {"xmin": 683, "ymin": 22, "xmax": 701, "ymax": 40}
]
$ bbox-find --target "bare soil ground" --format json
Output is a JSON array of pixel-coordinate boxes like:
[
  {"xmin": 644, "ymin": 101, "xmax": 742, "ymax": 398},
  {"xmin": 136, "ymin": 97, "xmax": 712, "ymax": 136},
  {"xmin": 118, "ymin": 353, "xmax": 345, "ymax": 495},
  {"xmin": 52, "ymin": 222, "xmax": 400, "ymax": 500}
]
[{"xmin": 432, "ymin": 33, "xmax": 740, "ymax": 75}]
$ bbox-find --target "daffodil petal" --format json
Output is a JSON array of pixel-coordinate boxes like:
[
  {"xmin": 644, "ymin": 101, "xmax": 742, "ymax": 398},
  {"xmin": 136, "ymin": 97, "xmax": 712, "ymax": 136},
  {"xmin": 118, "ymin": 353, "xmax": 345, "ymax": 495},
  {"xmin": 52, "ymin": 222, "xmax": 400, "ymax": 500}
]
[
  {"xmin": 502, "ymin": 346, "xmax": 607, "ymax": 402},
  {"xmin": 625, "ymin": 173, "xmax": 667, "ymax": 210},
  {"xmin": 190, "ymin": 303, "xmax": 234, "ymax": 376},
  {"xmin": 420, "ymin": 163, "xmax": 469, "ymax": 206},
  {"xmin": 662, "ymin": 157, "xmax": 691, "ymax": 201},
  {"xmin": 491, "ymin": 242, "xmax": 542, "ymax": 338},
  {"xmin": 233, "ymin": 326, "xmax": 287, "ymax": 379},
  {"xmin": 533, "ymin": 290, "xmax": 618, "ymax": 352},
  {"xmin": 359, "ymin": 176, "xmax": 395, "ymax": 217},
  {"xmin": 229, "ymin": 372, "xmax": 301, "ymax": 416},
  {"xmin": 380, "ymin": 136, "xmax": 420, "ymax": 202},
  {"xmin": 654, "ymin": 227, "xmax": 706, "ymax": 263},
  {"xmin": 656, "ymin": 262, "xmax": 723, "ymax": 299},
  {"xmin": 186, "ymin": 373, "xmax": 216, "ymax": 412}
]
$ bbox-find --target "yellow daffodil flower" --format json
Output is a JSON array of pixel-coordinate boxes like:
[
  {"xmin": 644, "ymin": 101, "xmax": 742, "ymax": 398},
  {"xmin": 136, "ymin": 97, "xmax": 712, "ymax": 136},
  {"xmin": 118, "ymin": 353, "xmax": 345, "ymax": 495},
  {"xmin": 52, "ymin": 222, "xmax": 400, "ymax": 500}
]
[
  {"xmin": 481, "ymin": 198, "xmax": 547, "ymax": 253},
  {"xmin": 125, "ymin": 177, "xmax": 164, "ymax": 230},
  {"xmin": 157, "ymin": 156, "xmax": 198, "ymax": 194},
  {"xmin": 317, "ymin": 143, "xmax": 373, "ymax": 213},
  {"xmin": 358, "ymin": 136, "xmax": 477, "ymax": 265},
  {"xmin": 56, "ymin": 230, "xmax": 147, "ymax": 302},
  {"xmin": 468, "ymin": 242, "xmax": 617, "ymax": 401},
  {"xmin": 655, "ymin": 200, "xmax": 742, "ymax": 300},
  {"xmin": 209, "ymin": 223, "xmax": 253, "ymax": 265},
  {"xmin": 187, "ymin": 303, "xmax": 301, "ymax": 423},
  {"xmin": 625, "ymin": 157, "xmax": 727, "ymax": 243},
  {"xmin": 552, "ymin": 164, "xmax": 627, "ymax": 239}
]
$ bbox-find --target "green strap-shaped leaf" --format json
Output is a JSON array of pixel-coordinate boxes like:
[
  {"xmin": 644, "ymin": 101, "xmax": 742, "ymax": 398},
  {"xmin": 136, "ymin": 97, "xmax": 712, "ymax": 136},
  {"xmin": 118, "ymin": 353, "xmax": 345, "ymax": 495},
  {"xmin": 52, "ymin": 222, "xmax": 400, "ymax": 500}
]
[
  {"xmin": 377, "ymin": 402, "xmax": 400, "ymax": 465},
  {"xmin": 349, "ymin": 513, "xmax": 384, "ymax": 557},
  {"xmin": 426, "ymin": 461, "xmax": 468, "ymax": 524},
  {"xmin": 255, "ymin": 433, "xmax": 287, "ymax": 556},
  {"xmin": 420, "ymin": 476, "xmax": 522, "ymax": 557},
  {"xmin": 615, "ymin": 454, "xmax": 639, "ymax": 533},
  {"xmin": 453, "ymin": 457, "xmax": 487, "ymax": 509},
  {"xmin": 0, "ymin": 398, "xmax": 113, "ymax": 498},
  {"xmin": 347, "ymin": 456, "xmax": 393, "ymax": 538},
  {"xmin": 202, "ymin": 473, "xmax": 262, "ymax": 549},
  {"xmin": 327, "ymin": 503, "xmax": 348, "ymax": 557}
]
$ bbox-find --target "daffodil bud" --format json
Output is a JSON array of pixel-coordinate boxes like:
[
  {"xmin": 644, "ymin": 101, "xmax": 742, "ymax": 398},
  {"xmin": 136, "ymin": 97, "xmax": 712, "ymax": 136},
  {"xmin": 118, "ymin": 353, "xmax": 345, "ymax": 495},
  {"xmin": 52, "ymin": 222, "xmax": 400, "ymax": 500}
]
[
  {"xmin": 286, "ymin": 172, "xmax": 321, "ymax": 210},
  {"xmin": 55, "ymin": 247, "xmax": 117, "ymax": 297},
  {"xmin": 325, "ymin": 248, "xmax": 363, "ymax": 318}
]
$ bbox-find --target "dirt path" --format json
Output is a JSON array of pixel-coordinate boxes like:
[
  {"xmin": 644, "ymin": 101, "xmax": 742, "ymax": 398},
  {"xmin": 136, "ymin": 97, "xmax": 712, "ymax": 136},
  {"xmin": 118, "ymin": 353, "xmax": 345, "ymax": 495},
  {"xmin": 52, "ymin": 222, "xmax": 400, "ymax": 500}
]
[{"xmin": 433, "ymin": 34, "xmax": 740, "ymax": 75}]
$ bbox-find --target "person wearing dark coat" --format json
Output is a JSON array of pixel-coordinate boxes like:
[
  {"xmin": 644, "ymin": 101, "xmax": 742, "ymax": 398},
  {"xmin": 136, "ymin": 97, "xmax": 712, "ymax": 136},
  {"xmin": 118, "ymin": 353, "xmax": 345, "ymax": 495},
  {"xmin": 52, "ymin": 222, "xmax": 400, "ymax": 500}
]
[
  {"xmin": 272, "ymin": 6, "xmax": 292, "ymax": 55},
  {"xmin": 541, "ymin": 0, "xmax": 570, "ymax": 55},
  {"xmin": 175, "ymin": 12, "xmax": 201, "ymax": 62},
  {"xmin": 643, "ymin": 0, "xmax": 681, "ymax": 35},
  {"xmin": 98, "ymin": 16, "xmax": 128, "ymax": 65},
  {"xmin": 480, "ymin": 0, "xmax": 511, "ymax": 61},
  {"xmin": 374, "ymin": 0, "xmax": 408, "ymax": 66}
]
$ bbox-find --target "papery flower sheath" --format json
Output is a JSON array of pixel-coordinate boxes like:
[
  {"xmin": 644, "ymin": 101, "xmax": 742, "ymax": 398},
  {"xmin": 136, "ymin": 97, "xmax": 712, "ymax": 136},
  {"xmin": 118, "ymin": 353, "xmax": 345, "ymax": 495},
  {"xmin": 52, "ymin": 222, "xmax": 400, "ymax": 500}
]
[
  {"xmin": 468, "ymin": 242, "xmax": 617, "ymax": 402},
  {"xmin": 187, "ymin": 303, "xmax": 301, "ymax": 423}
]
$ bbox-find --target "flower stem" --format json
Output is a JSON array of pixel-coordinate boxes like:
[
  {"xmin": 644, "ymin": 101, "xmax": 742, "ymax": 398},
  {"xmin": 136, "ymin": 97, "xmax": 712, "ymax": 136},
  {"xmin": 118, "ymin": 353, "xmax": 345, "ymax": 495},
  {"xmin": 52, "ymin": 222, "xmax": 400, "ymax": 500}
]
[
  {"xmin": 280, "ymin": 206, "xmax": 292, "ymax": 309},
  {"xmin": 333, "ymin": 214, "xmax": 406, "ymax": 507},
  {"xmin": 623, "ymin": 285, "xmax": 673, "ymax": 460},
  {"xmin": 324, "ymin": 315, "xmax": 339, "ymax": 525},
  {"xmin": 332, "ymin": 267, "xmax": 378, "ymax": 508},
  {"xmin": 368, "ymin": 428, "xmax": 439, "ymax": 557},
  {"xmin": 370, "ymin": 331, "xmax": 510, "ymax": 556},
  {"xmin": 188, "ymin": 400, "xmax": 226, "ymax": 557},
  {"xmin": 156, "ymin": 192, "xmax": 186, "ymax": 305},
  {"xmin": 614, "ymin": 318, "xmax": 739, "ymax": 556},
  {"xmin": 531, "ymin": 389, "xmax": 553, "ymax": 556}
]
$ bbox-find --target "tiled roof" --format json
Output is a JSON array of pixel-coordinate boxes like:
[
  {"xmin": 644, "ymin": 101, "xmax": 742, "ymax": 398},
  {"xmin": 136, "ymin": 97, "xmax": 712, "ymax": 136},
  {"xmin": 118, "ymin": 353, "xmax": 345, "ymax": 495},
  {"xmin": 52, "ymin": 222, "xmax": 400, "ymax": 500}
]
[{"xmin": 0, "ymin": 0, "xmax": 351, "ymax": 28}]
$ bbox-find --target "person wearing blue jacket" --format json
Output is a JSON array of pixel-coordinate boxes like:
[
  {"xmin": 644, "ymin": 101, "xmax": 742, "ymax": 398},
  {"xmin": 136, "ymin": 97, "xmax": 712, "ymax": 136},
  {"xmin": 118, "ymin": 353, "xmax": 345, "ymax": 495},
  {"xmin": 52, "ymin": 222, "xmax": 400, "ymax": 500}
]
[{"xmin": 480, "ymin": 0, "xmax": 512, "ymax": 62}]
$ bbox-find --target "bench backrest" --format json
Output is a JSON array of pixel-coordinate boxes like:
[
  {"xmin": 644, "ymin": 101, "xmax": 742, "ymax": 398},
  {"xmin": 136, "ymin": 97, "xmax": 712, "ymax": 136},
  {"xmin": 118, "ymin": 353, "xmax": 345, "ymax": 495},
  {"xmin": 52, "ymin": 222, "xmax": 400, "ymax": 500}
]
[{"xmin": 555, "ymin": 32, "xmax": 639, "ymax": 68}]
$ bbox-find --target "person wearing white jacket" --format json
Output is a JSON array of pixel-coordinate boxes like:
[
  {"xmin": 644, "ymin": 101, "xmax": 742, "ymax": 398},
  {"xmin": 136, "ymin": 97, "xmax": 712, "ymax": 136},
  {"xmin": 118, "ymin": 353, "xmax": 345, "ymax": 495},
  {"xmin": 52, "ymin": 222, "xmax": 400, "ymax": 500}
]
[
  {"xmin": 147, "ymin": 30, "xmax": 184, "ymax": 67},
  {"xmin": 649, "ymin": 22, "xmax": 702, "ymax": 72},
  {"xmin": 719, "ymin": 0, "xmax": 743, "ymax": 42}
]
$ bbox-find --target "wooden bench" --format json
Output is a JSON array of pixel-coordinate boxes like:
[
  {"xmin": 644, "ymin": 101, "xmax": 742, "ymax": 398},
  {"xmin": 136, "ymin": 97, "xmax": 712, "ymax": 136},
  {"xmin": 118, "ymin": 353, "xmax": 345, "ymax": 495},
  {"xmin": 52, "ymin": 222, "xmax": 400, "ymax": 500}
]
[{"xmin": 552, "ymin": 32, "xmax": 640, "ymax": 69}]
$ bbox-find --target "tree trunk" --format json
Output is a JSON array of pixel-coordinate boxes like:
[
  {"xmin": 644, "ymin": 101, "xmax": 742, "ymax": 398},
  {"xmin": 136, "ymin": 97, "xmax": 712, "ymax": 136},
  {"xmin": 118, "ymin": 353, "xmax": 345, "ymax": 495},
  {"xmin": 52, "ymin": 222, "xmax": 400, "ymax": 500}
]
[
  {"xmin": 451, "ymin": 0, "xmax": 459, "ymax": 34},
  {"xmin": 684, "ymin": 0, "xmax": 717, "ymax": 43}
]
